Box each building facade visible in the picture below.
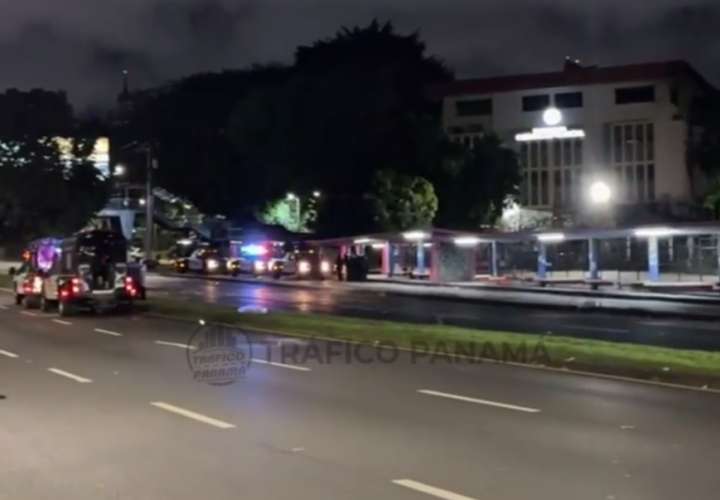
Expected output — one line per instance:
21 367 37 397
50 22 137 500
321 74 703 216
434 60 716 226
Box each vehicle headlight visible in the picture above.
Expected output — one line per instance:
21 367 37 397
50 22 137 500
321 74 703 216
298 261 311 274
254 260 266 272
206 259 219 271
320 260 331 274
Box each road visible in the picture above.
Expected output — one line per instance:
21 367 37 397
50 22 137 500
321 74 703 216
148 274 720 351
2 292 720 499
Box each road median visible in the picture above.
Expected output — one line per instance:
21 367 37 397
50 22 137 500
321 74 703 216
146 296 720 391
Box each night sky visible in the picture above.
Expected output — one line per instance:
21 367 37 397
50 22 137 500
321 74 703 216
2 0 718 110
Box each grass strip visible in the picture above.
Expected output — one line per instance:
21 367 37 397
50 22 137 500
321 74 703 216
148 297 720 389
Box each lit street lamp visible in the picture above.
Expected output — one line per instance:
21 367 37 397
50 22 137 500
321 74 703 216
286 192 301 232
114 164 127 177
589 181 612 205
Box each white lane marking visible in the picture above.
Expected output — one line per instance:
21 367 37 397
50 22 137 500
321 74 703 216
20 311 39 317
417 389 540 414
251 358 311 372
565 324 629 334
642 320 719 332
150 402 235 429
52 319 72 326
0 349 19 358
94 328 123 337
0 305 8 310
392 479 477 500
154 340 196 350
47 368 93 383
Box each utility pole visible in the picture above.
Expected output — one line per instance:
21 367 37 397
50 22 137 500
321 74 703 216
145 145 154 262
120 140 158 263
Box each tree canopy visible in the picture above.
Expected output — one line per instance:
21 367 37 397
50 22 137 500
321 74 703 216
0 90 110 245
370 170 438 231
121 20 521 235
0 137 109 244
431 134 521 228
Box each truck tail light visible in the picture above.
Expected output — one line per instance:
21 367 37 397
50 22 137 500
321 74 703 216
124 276 138 298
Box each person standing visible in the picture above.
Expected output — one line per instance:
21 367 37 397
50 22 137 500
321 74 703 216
335 252 344 281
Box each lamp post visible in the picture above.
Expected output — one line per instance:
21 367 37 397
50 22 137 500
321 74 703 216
120 141 157 262
286 190 321 232
286 193 300 232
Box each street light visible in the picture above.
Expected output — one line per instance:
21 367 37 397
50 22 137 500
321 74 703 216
589 181 612 205
286 192 301 232
113 164 126 177
312 190 321 198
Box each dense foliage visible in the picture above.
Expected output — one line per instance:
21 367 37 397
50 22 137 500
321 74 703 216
120 21 521 235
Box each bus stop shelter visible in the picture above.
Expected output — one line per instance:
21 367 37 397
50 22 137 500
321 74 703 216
310 222 720 287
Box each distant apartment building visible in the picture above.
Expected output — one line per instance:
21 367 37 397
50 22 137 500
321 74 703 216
433 59 716 226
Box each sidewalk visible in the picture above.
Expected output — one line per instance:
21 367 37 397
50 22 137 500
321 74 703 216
153 271 720 321
366 275 720 305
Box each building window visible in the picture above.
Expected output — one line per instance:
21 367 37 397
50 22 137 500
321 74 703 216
608 122 655 202
555 92 583 108
647 164 656 201
530 172 539 205
530 142 538 168
573 139 583 166
456 98 493 117
540 141 548 168
522 94 551 112
636 164 646 201
615 85 655 105
518 137 584 210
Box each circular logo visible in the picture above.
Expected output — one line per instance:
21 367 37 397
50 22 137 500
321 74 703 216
187 324 252 386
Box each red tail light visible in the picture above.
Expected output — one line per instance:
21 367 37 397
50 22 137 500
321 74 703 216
124 277 137 297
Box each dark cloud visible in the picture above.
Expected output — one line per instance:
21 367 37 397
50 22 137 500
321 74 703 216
0 0 718 111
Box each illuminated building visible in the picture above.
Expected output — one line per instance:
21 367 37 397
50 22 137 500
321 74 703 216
432 59 716 224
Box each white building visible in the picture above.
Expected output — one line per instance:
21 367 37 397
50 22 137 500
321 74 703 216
435 59 716 226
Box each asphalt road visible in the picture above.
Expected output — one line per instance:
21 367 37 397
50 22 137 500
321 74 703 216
148 274 720 351
2 293 720 499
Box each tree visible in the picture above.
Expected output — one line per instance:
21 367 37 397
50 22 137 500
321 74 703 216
431 133 521 228
228 21 453 235
0 136 109 244
370 170 437 230
257 195 319 233
118 65 291 220
689 91 720 218
689 91 720 176
0 89 73 137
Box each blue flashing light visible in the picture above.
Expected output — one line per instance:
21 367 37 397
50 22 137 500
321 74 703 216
241 244 268 257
